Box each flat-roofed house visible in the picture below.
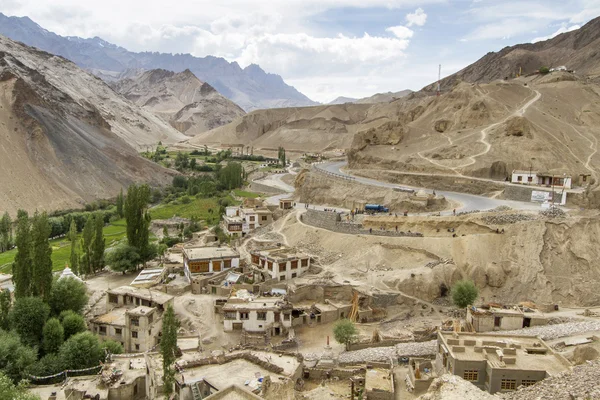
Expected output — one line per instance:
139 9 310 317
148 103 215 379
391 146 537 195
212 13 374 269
250 246 311 281
183 247 240 293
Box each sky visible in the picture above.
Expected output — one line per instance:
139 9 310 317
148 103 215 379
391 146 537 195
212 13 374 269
1 0 599 103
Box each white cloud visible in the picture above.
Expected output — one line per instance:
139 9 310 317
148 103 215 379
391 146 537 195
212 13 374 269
385 25 414 39
531 24 581 43
406 7 427 26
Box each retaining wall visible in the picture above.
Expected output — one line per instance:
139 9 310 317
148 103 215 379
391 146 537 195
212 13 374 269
302 209 423 237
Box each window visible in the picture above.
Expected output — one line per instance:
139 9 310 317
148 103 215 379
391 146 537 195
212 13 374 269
251 255 260 265
283 314 290 321
501 379 516 391
224 259 232 269
108 294 118 304
239 312 249 320
261 216 267 221
213 261 222 272
527 176 533 182
257 312 267 321
225 312 237 320
291 273 297 278
280 276 286 281
132 331 138 338
520 380 537 387
301 258 309 267
135 344 140 351
190 261 210 273
268 262 273 271
115 328 122 335
517 176 523 182
249 216 255 222
278 263 286 272
583 175 588 182
494 316 502 327
130 317 139 327
463 370 478 381
98 326 107 336
290 260 298 269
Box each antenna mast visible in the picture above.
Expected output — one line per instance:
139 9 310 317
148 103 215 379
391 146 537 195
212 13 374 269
437 64 441 96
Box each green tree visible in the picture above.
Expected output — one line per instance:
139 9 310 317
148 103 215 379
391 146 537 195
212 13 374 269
124 184 152 265
12 210 32 298
30 212 53 300
49 277 88 316
42 318 64 354
451 280 479 308
0 370 40 399
28 353 65 378
160 304 179 397
0 330 37 384
58 332 103 370
0 289 11 331
101 340 123 356
189 158 197 170
116 188 125 218
0 211 12 252
333 319 357 348
59 311 87 340
199 180 216 197
9 297 50 347
539 66 550 74
105 244 141 273
68 220 79 275
218 162 244 190
162 225 169 238
91 214 105 273
158 243 168 262
79 215 94 276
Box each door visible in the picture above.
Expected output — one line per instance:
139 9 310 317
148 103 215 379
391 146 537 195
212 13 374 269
494 317 502 328
523 317 531 328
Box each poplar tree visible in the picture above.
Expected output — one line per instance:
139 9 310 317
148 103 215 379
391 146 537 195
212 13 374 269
91 214 105 273
79 215 94 276
68 220 79 275
116 188 124 219
12 210 32 298
31 211 53 300
0 211 12 252
124 184 152 265
160 304 179 397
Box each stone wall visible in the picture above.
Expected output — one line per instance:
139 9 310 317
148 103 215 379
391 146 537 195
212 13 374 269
249 181 287 194
302 209 423 237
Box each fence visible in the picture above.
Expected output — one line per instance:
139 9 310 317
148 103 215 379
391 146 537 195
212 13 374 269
312 165 355 182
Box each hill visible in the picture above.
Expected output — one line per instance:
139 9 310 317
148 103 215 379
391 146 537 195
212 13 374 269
328 96 358 105
0 13 318 112
111 69 246 136
0 35 178 215
327 90 412 105
427 16 600 92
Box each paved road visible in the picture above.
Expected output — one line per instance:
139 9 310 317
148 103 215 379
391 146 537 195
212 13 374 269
317 161 545 214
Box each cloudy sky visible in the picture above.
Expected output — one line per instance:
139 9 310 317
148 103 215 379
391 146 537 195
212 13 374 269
1 0 599 102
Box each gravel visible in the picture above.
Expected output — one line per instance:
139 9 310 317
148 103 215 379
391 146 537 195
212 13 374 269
499 321 600 340
482 213 537 225
336 340 437 363
540 208 567 218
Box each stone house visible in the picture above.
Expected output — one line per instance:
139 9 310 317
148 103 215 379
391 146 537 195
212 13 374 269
222 297 293 336
467 305 547 332
250 246 311 281
183 246 240 293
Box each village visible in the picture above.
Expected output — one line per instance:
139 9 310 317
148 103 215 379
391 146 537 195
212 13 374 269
24 154 600 400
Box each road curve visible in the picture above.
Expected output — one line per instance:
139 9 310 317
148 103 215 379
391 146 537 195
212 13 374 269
317 161 543 214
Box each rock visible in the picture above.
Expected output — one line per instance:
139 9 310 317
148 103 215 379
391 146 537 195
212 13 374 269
505 116 532 138
434 120 452 133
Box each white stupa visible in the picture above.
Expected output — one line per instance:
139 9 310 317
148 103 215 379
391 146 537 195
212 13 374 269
59 264 83 282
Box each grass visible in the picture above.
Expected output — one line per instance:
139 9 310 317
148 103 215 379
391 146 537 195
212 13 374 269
149 197 224 225
0 219 129 274
233 189 261 199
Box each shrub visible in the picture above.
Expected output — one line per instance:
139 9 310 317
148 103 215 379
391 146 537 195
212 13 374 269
451 280 479 308
49 277 88 316
539 66 550 74
333 319 357 347
59 311 87 340
9 297 51 348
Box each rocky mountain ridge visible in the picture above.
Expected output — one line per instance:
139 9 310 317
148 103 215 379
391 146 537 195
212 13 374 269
0 13 318 112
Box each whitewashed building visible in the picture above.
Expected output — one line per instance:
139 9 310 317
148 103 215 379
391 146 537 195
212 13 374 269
222 297 293 336
250 246 311 281
511 170 572 189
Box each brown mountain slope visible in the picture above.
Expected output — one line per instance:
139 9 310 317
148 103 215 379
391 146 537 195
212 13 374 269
0 35 177 215
427 16 600 92
111 69 246 136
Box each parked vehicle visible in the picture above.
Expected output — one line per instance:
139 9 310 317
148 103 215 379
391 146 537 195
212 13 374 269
364 204 389 213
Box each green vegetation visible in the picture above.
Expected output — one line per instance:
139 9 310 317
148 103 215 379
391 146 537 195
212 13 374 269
150 196 224 223
161 304 180 397
333 319 358 347
233 189 261 198
539 66 550 74
0 371 40 400
451 280 479 308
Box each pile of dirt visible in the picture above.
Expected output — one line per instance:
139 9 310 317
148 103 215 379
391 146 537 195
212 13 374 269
418 374 496 400
504 116 532 138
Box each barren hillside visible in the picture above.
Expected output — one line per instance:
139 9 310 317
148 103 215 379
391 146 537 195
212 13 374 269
0 35 178 215
111 69 245 136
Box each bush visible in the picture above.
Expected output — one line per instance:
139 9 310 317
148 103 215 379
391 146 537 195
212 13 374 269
0 371 40 399
58 332 103 370
105 244 141 273
451 280 479 308
539 66 550 74
59 311 87 340
49 277 88 316
0 330 37 383
9 297 51 347
333 319 357 347
180 196 191 204
101 340 123 355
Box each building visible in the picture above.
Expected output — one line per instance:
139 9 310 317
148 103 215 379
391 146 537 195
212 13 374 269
130 267 167 288
279 198 294 210
467 305 547 332
222 296 293 336
222 206 273 237
222 215 244 238
407 358 436 393
183 246 240 288
435 331 570 394
250 246 311 281
364 368 394 400
511 170 572 189
89 286 174 353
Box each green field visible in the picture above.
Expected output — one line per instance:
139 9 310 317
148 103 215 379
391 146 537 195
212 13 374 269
233 189 261 199
149 197 224 225
0 219 129 274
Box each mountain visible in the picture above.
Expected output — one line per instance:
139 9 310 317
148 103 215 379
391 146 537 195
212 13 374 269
0 34 179 215
327 90 412 105
328 96 358 105
0 13 318 112
427 16 600 91
355 90 413 104
111 69 246 136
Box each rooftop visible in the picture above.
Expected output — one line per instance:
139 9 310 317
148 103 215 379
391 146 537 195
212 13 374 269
470 304 545 318
251 246 308 260
128 305 155 316
93 308 127 326
204 385 263 400
439 332 570 375
107 286 174 305
130 267 165 287
365 368 393 392
223 297 288 311
224 216 243 223
184 246 240 260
